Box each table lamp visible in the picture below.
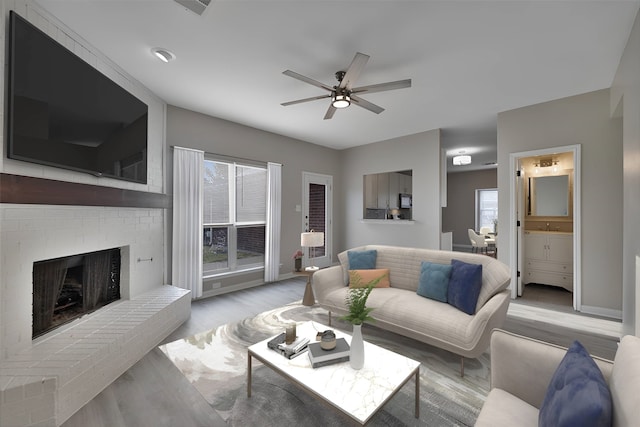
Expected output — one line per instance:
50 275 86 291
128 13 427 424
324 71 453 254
301 230 324 271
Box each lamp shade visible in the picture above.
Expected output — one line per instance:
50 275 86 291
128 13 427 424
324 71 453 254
301 231 324 248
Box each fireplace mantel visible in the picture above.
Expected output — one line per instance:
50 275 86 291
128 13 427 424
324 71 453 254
0 173 170 208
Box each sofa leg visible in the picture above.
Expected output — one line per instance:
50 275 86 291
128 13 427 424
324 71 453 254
328 311 332 326
460 357 465 377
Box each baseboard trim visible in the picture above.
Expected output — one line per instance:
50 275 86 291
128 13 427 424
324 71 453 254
200 279 265 299
580 305 623 321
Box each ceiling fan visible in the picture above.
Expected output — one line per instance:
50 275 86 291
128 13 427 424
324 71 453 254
281 52 412 120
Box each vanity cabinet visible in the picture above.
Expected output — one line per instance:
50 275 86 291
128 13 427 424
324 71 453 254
523 231 573 292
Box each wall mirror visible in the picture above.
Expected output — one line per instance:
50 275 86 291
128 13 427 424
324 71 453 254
363 170 413 220
527 174 570 217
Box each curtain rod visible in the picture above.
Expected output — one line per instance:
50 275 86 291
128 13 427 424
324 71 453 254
170 145 281 166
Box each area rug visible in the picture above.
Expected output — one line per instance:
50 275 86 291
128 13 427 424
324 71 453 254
159 302 490 426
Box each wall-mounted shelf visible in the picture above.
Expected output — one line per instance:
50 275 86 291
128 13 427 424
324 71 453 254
360 219 415 225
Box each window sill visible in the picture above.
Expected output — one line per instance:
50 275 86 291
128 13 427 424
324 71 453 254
203 266 264 281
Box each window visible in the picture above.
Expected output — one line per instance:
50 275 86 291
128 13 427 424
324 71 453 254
476 188 498 231
203 159 267 276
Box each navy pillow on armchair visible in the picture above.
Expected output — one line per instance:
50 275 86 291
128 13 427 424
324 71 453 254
538 340 612 427
447 259 483 315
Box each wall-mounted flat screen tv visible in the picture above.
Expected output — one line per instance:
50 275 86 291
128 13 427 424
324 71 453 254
7 11 148 184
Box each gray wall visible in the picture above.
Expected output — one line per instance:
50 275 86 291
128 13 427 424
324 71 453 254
497 89 623 315
611 9 640 335
339 129 443 250
443 169 497 247
166 105 342 292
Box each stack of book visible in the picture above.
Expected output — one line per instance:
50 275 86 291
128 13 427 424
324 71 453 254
307 338 350 368
267 333 310 359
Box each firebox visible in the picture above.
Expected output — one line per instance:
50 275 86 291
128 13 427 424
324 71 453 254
32 248 121 338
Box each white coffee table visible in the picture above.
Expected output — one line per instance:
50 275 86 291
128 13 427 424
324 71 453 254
247 321 420 425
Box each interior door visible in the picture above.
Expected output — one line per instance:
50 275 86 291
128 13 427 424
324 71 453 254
303 172 333 269
516 159 525 297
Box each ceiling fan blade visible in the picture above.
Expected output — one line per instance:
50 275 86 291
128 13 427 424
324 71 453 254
282 70 333 92
281 94 331 107
339 52 370 90
351 94 385 114
323 105 337 120
352 79 412 95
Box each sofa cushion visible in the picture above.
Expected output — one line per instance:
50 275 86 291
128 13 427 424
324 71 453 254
608 335 640 427
417 262 452 302
538 340 612 427
447 259 483 315
348 269 390 288
347 249 377 270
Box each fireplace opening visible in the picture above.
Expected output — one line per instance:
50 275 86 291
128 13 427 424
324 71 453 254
32 248 121 339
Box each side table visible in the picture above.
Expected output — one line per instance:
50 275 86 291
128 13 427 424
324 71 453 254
293 269 316 306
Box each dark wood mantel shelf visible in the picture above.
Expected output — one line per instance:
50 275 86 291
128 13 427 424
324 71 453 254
0 173 170 209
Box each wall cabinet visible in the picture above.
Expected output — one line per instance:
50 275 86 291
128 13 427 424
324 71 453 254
364 175 378 209
523 231 573 292
376 174 389 208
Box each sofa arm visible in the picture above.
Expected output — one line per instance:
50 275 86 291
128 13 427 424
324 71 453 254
490 329 570 408
462 290 510 358
489 329 614 409
312 265 344 303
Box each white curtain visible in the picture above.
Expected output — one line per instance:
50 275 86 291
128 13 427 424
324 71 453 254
172 147 204 299
264 162 282 282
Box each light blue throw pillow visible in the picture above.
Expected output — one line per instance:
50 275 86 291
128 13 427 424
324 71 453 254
347 250 377 270
538 340 612 427
417 262 452 302
447 259 483 315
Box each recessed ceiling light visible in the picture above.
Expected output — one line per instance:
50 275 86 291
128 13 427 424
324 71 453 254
151 47 175 63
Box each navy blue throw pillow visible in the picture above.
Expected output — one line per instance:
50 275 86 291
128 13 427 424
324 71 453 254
538 340 612 427
347 250 377 270
417 262 452 302
447 259 482 315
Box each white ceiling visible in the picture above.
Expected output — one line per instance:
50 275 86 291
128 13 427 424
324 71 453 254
35 0 640 171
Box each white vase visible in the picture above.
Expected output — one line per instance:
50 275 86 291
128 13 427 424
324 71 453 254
350 324 365 370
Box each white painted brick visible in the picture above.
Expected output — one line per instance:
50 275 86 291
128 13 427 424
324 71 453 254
2 381 24 404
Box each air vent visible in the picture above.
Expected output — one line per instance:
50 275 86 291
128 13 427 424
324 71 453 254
173 0 211 16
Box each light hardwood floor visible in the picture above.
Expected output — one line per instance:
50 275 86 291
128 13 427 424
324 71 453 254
62 278 306 427
62 277 619 426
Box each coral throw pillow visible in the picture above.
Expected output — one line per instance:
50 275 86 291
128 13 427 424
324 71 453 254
348 269 390 289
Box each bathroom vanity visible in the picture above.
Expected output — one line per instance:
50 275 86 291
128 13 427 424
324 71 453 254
523 231 573 292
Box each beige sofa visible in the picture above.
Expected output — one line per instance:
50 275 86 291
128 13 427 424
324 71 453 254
312 245 511 375
476 329 638 427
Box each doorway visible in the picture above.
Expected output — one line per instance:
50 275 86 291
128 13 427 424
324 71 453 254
509 145 581 312
302 172 333 269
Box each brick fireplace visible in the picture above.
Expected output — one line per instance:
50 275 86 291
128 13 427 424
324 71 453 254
0 3 183 424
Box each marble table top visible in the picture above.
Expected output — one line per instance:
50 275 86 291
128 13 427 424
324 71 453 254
248 321 421 425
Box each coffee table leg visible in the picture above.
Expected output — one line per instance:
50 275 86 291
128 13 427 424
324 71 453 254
414 369 420 418
247 352 252 398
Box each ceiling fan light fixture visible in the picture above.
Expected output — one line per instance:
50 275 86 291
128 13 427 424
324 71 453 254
332 93 351 109
453 155 472 166
151 47 175 63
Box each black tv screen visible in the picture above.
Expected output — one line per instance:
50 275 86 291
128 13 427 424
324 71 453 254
7 11 148 184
